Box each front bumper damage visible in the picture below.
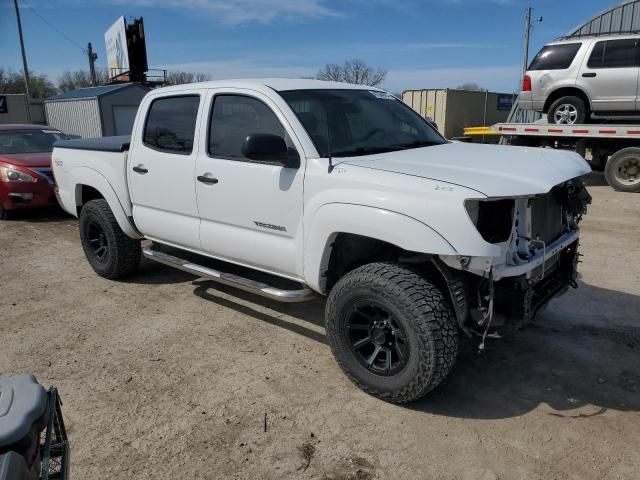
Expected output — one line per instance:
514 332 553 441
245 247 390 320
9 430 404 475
433 178 590 344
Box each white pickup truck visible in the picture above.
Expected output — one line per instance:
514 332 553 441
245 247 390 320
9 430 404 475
52 79 592 403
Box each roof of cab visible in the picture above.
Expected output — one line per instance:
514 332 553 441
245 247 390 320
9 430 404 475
152 78 382 94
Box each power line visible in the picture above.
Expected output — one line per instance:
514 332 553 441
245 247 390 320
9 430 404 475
19 0 86 52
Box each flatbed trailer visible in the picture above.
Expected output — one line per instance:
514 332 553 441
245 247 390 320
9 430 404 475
491 123 640 193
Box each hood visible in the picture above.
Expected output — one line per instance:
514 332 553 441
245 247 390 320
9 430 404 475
0 152 52 168
341 142 591 197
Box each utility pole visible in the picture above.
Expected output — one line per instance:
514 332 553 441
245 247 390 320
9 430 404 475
523 6 543 77
87 42 98 86
13 0 31 100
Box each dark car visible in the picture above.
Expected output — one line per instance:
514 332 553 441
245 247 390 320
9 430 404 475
0 124 65 219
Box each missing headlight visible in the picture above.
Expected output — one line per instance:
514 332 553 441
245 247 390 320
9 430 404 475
465 199 515 243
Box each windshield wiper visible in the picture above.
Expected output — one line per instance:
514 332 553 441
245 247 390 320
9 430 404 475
331 146 398 157
391 140 441 150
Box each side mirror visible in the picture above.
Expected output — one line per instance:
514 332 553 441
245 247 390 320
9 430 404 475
242 133 300 168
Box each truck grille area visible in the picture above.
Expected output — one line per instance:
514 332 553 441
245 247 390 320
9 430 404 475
530 193 564 245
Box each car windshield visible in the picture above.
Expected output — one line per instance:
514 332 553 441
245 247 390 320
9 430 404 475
0 129 65 154
279 89 445 158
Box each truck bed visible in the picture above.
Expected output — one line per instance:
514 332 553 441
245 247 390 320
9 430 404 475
54 135 131 153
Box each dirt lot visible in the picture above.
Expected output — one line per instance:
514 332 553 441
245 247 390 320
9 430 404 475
1 172 639 480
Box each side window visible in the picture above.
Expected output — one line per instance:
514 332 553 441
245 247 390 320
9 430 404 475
209 95 286 160
528 43 582 70
143 95 200 154
588 39 638 68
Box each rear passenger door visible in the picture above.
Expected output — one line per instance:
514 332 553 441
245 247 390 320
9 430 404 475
194 89 306 279
579 38 640 112
129 93 204 250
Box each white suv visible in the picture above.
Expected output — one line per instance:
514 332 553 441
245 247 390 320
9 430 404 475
520 34 640 124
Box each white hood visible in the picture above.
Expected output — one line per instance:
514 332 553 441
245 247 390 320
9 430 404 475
341 142 591 197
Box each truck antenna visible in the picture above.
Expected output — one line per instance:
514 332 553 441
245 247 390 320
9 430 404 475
326 106 334 173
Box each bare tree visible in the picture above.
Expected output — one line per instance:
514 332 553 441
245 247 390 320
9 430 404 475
165 71 212 85
57 68 110 93
316 59 387 87
458 82 483 91
0 67 57 98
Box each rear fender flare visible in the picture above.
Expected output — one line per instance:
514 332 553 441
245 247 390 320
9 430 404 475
72 167 142 239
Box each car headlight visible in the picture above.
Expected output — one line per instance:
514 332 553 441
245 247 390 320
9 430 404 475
0 166 37 183
465 198 515 244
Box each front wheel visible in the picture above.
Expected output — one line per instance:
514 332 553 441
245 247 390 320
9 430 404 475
325 262 459 403
547 96 588 125
604 148 640 193
79 199 141 279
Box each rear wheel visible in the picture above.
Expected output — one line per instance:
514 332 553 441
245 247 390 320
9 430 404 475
604 148 640 193
79 199 141 279
547 96 587 125
325 262 459 403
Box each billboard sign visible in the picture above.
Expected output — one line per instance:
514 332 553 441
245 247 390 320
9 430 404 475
105 16 129 73
497 94 515 112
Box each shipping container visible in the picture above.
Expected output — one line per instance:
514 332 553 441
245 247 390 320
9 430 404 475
402 88 515 139
43 83 149 138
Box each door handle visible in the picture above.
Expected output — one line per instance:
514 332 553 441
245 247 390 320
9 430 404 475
582 72 597 78
132 165 148 174
197 175 219 184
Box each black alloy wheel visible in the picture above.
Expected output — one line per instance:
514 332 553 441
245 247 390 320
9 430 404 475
86 220 110 263
347 301 409 376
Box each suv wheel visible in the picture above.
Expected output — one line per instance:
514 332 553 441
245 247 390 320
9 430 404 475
548 96 587 125
325 262 459 403
79 199 141 279
604 147 640 193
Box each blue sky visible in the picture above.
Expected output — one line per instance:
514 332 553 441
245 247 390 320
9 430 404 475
1 0 611 93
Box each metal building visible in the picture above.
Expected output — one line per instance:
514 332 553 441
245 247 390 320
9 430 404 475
43 83 149 138
564 0 640 38
402 89 514 139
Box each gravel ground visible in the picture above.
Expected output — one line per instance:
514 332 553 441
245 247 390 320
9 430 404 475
1 172 639 480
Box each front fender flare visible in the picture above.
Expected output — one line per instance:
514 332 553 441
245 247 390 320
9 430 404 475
304 203 457 293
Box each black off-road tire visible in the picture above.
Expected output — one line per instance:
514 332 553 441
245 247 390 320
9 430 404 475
604 148 640 193
325 262 459 403
547 96 588 125
79 199 141 279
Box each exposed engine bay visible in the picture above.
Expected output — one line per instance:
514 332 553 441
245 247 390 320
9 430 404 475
437 178 592 346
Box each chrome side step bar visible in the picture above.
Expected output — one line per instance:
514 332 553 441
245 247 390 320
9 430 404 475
142 247 315 303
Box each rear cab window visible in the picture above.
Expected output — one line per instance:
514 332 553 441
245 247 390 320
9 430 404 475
143 95 200 154
587 39 639 68
528 43 582 70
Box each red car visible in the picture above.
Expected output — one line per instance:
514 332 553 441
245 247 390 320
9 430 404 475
0 124 66 219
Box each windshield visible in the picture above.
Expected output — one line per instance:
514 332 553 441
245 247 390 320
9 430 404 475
0 129 65 155
279 89 446 157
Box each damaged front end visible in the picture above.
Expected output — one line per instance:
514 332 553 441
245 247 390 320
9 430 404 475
437 178 591 343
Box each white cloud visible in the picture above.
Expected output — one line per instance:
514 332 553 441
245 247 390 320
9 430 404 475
104 0 339 24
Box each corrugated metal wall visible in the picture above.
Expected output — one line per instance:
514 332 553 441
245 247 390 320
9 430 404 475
44 99 102 138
